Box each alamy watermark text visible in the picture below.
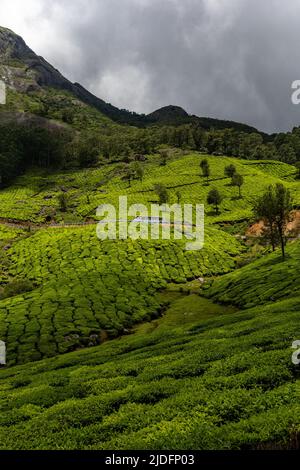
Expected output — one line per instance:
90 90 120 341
96 197 205 251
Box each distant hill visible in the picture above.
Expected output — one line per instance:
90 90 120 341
0 26 262 133
147 105 260 133
148 105 190 124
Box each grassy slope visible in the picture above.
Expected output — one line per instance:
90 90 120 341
0 284 299 450
0 155 298 366
0 155 298 223
0 226 25 284
0 156 300 449
1 87 115 131
0 225 242 365
206 241 300 308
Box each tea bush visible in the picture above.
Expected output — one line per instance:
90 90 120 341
0 290 299 449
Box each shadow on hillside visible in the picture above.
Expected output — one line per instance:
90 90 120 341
257 253 291 267
206 210 221 217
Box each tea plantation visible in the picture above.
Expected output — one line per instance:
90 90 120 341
0 225 242 365
1 154 299 223
206 240 300 308
1 154 300 449
0 283 299 449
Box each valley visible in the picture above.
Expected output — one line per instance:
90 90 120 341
1 152 300 450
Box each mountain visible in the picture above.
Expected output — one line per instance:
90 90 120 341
147 105 260 133
0 26 261 133
0 26 143 126
148 105 190 124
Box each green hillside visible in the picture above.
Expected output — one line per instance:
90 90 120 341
0 225 242 366
0 154 298 223
206 240 300 308
0 276 299 449
2 23 300 454
0 155 299 367
0 155 299 449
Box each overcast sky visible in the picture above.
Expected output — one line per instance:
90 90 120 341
1 0 300 133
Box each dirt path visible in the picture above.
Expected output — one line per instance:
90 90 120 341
0 217 196 232
0 217 97 230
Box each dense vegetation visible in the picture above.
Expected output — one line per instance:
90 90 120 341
2 82 300 188
0 225 242 366
0 154 298 224
206 240 300 308
1 29 300 449
0 276 299 450
1 147 300 450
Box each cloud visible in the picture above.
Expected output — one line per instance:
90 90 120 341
0 0 300 132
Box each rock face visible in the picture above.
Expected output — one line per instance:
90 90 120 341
0 26 261 133
0 26 138 123
0 26 72 93
0 26 191 127
0 26 32 62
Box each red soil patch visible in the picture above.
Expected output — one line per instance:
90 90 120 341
247 211 300 237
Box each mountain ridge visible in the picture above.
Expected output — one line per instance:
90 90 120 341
0 26 261 133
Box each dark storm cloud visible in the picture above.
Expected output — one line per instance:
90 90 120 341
1 0 300 132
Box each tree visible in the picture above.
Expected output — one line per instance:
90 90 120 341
254 184 293 258
203 164 210 184
154 184 169 204
122 166 135 187
225 164 236 178
295 162 300 179
77 134 100 168
254 187 278 252
278 144 297 164
207 189 223 214
274 184 293 258
200 158 208 173
133 162 144 181
159 149 169 166
176 190 181 203
232 173 244 198
200 159 210 183
58 193 69 213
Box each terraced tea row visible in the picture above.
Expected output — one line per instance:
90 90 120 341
0 226 26 284
0 292 299 450
0 226 242 365
1 155 299 223
206 240 300 308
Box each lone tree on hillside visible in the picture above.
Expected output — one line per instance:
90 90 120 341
200 158 208 171
254 183 293 258
133 162 144 181
254 187 278 252
176 190 181 203
225 164 237 178
58 193 69 213
122 165 135 187
232 173 244 198
200 159 210 184
159 149 169 167
203 164 210 184
154 184 169 204
207 189 223 215
295 162 300 179
200 158 208 174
